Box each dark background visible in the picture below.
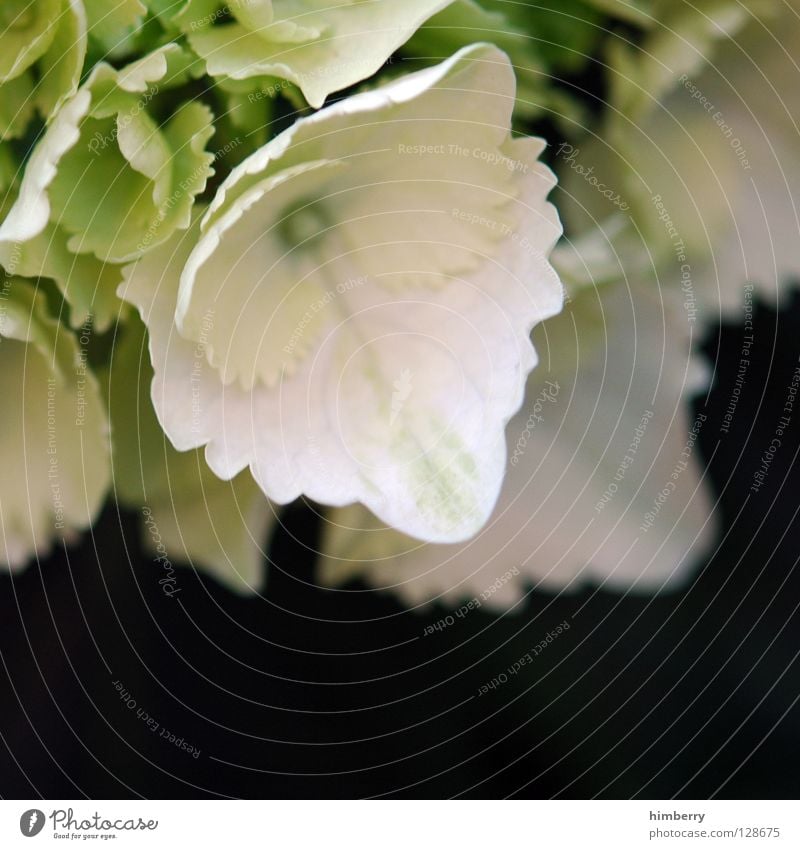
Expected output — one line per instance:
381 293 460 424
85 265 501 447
1 291 799 799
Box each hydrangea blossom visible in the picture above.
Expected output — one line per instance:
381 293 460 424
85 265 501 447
0 44 214 329
0 0 87 140
119 43 563 544
0 278 109 567
1 0 776 603
174 0 457 107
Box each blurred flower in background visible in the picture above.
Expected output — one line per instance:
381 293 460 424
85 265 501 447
0 278 108 567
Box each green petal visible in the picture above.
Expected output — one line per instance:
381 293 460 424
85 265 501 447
0 0 87 140
0 220 124 330
84 0 146 57
0 45 215 267
0 71 37 140
0 0 61 82
34 0 88 118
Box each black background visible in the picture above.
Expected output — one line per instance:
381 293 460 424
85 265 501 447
1 290 799 799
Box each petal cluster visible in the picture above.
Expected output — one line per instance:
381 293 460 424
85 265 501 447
0 0 86 140
175 0 456 107
0 44 215 329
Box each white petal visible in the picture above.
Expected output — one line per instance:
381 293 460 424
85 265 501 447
0 88 92 244
320 280 716 604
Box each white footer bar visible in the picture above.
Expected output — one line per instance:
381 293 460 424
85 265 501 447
3 800 796 848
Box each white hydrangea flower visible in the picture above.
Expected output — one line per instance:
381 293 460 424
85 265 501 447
174 0 456 107
0 278 110 568
119 44 563 544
